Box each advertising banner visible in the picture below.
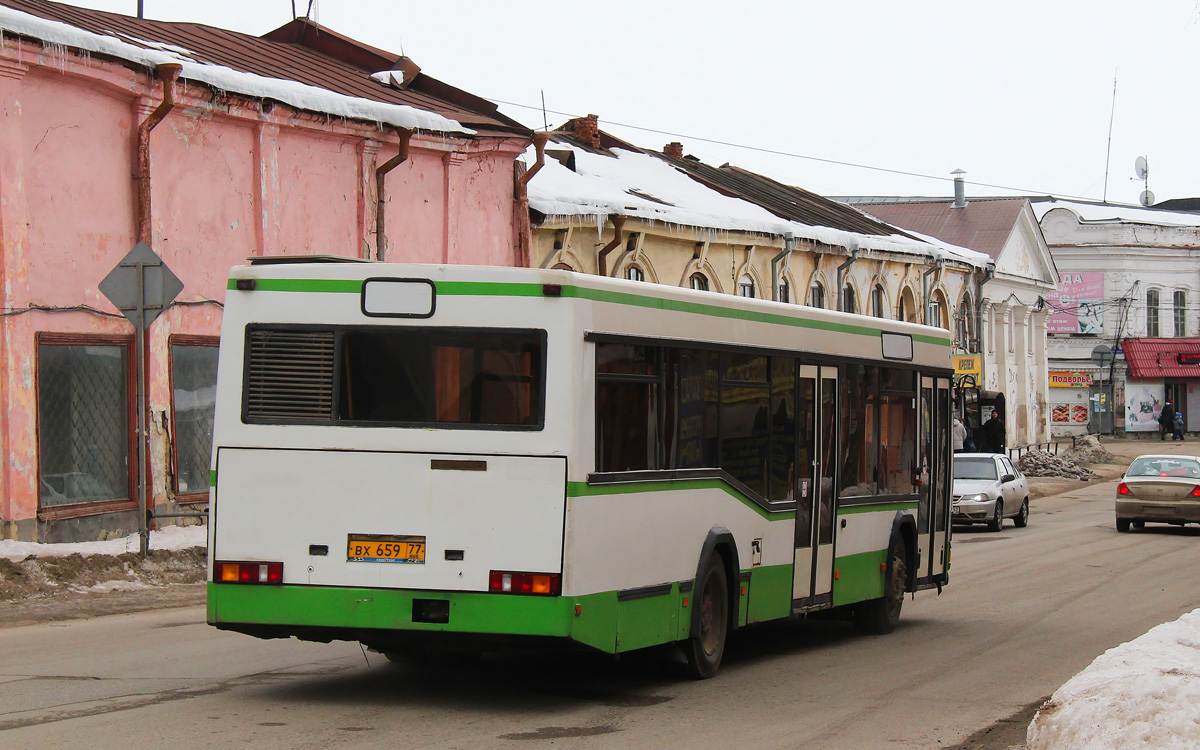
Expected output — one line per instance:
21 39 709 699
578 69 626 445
1047 272 1104 334
954 354 981 378
1048 371 1093 388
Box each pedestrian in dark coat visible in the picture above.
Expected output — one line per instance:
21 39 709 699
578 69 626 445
1160 401 1176 441
983 411 1005 454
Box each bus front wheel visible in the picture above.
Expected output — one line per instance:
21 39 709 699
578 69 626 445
681 554 728 679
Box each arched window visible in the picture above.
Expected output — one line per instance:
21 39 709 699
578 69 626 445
1174 290 1187 337
841 285 856 314
738 274 755 298
899 287 918 323
1147 289 1160 337
871 284 886 318
625 265 644 282
957 292 974 346
552 262 574 271
809 281 826 309
690 273 709 292
778 280 790 304
928 290 949 329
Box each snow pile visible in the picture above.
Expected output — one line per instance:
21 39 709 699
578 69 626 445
1018 449 1098 479
1027 607 1200 750
0 524 206 562
0 7 468 135
1067 434 1117 464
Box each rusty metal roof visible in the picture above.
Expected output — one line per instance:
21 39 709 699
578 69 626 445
1123 338 1200 380
662 158 912 239
851 198 1028 260
0 0 529 136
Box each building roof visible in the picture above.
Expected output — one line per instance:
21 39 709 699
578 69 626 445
1122 338 1200 380
849 198 1029 261
0 0 529 136
664 160 907 239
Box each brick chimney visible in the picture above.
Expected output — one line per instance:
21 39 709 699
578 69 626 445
664 142 684 159
571 114 601 148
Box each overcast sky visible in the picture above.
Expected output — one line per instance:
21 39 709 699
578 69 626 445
65 1 1200 206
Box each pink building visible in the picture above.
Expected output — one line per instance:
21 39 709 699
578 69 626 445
0 1 532 541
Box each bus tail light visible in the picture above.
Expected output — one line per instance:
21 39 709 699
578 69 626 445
489 571 560 595
1117 482 1131 495
215 561 283 584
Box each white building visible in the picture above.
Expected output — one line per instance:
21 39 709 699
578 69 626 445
1034 199 1200 436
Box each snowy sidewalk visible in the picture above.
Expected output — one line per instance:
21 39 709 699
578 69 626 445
0 524 206 562
1026 606 1200 749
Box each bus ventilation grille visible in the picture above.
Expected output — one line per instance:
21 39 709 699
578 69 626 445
244 329 336 420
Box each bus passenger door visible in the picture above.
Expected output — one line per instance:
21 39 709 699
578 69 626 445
794 365 838 605
929 378 951 580
918 376 951 582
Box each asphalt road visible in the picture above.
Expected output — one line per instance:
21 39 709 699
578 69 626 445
3 442 1199 750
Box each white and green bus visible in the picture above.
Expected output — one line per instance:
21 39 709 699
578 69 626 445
207 260 952 678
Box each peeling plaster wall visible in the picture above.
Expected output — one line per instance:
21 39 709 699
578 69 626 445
0 39 528 541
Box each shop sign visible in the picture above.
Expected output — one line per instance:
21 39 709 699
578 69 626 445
954 354 981 377
1049 371 1093 388
1177 353 1200 365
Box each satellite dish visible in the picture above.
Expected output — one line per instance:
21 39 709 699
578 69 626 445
1140 189 1156 207
1134 156 1148 180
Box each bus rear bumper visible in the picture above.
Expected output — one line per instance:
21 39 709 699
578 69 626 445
207 582 641 654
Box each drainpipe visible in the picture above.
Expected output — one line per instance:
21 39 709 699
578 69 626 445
836 249 859 312
135 63 182 245
517 132 549 189
974 262 996 350
771 233 796 302
922 256 945 325
375 127 413 261
597 215 626 277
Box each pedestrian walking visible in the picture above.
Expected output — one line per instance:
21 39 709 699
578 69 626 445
1174 411 1186 441
952 417 967 453
1160 401 1176 441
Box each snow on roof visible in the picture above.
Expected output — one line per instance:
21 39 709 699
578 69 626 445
0 6 470 135
524 145 989 267
1032 197 1200 228
1026 605 1200 750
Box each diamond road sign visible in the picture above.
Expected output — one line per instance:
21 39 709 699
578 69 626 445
99 242 183 331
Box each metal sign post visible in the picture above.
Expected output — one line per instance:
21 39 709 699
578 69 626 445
99 242 183 556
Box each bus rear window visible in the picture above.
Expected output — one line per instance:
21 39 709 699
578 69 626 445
243 326 544 429
338 329 543 427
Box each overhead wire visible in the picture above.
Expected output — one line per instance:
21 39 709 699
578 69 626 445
487 97 1105 203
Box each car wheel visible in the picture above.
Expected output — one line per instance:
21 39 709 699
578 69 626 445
681 554 728 679
1013 498 1029 528
1116 518 1131 532
1132 520 1145 530
987 500 1004 532
855 534 907 635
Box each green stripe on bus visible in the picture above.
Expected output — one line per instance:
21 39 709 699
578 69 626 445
837 501 918 515
832 549 889 606
227 278 363 293
567 480 794 522
235 277 951 347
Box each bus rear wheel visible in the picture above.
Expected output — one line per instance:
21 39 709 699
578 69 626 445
855 536 907 635
681 554 728 679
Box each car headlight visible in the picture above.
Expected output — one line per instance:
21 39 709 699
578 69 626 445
960 494 989 503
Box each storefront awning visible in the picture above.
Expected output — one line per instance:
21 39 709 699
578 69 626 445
1123 338 1200 379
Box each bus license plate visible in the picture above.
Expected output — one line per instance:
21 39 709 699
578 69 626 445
347 534 426 563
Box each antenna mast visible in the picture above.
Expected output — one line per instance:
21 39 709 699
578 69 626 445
1102 72 1117 203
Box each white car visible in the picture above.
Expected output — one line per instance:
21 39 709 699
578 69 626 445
952 453 1031 531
